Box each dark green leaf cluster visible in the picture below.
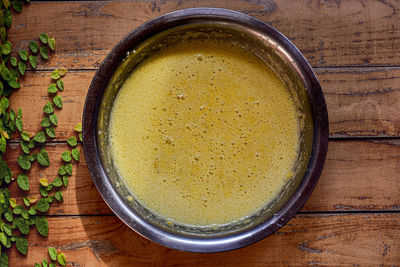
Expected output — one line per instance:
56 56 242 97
0 187 50 257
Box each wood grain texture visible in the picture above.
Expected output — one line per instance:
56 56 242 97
3 139 400 215
317 67 400 137
10 67 400 140
8 213 400 266
8 0 400 70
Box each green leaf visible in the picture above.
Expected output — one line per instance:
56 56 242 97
61 150 71 162
52 176 62 187
27 153 36 162
55 191 63 202
17 107 22 118
42 259 49 267
39 186 48 197
41 116 51 127
39 33 48 44
15 117 22 132
35 264 41 267
2 41 11 55
56 79 64 91
29 55 37 69
0 27 5 44
9 109 15 121
21 131 30 141
17 174 29 191
21 209 29 220
47 83 57 93
50 69 60 80
45 126 55 138
20 142 30 154
74 123 82 132
29 40 38 53
49 263 56 267
72 148 80 161
18 50 28 61
13 204 23 214
67 136 77 147
35 216 48 237
22 197 30 207
4 211 12 222
20 142 29 155
0 65 11 81
62 176 69 187
49 113 57 126
12 0 22 13
16 237 28 255
79 133 83 142
36 198 49 212
48 247 57 261
48 37 56 51
57 253 67 266
0 232 7 246
53 95 63 108
15 217 29 235
37 148 50 167
4 9 12 28
3 224 11 237
43 102 54 114
40 46 48 59
28 139 35 148
46 195 54 203
58 165 66 176
0 136 5 153
28 206 37 215
65 163 72 175
17 155 31 170
33 131 46 143
8 78 20 89
17 61 26 75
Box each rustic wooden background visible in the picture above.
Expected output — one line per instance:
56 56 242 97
5 0 400 266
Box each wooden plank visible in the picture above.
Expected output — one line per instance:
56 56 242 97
4 139 400 215
304 139 400 212
9 67 400 140
7 213 400 266
317 67 400 137
8 0 400 69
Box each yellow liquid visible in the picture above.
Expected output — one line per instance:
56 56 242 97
109 40 300 226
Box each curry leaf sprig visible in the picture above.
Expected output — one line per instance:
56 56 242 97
0 0 66 265
9 68 68 260
35 246 67 267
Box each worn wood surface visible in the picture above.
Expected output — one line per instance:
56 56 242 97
6 0 400 266
9 0 400 69
9 214 400 266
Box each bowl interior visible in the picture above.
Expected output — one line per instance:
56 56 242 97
95 22 314 239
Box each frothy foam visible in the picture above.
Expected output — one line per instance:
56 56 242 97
108 39 300 226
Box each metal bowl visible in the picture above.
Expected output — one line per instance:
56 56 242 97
83 8 328 252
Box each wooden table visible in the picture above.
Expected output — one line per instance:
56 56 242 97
7 0 400 266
